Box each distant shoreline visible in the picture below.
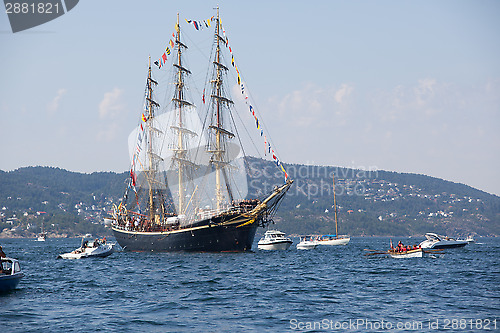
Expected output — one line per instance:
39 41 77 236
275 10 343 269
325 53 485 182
2 234 496 240
0 231 113 239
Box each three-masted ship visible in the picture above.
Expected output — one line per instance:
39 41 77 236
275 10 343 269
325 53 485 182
111 9 292 252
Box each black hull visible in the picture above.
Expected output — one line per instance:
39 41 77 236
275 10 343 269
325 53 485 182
432 243 468 249
112 215 259 252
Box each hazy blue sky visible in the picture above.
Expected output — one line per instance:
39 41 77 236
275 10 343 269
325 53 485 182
1 0 499 196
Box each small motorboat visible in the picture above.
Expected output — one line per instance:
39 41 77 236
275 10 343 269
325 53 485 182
0 257 24 292
419 233 468 249
37 221 47 241
257 230 293 250
296 236 318 250
58 237 115 259
465 235 475 243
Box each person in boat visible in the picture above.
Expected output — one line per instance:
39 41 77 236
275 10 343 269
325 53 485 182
0 246 6 274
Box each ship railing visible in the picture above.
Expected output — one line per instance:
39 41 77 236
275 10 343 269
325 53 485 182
196 200 260 220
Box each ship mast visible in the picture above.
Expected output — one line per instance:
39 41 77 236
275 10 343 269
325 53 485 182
211 6 234 211
145 56 158 221
172 13 193 215
333 173 339 238
215 7 222 211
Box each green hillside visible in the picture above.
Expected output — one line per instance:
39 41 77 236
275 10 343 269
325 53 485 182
0 167 126 237
246 157 499 237
1 159 499 238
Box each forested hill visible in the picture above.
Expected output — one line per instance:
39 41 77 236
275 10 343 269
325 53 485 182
0 167 127 237
1 160 499 238
245 157 499 237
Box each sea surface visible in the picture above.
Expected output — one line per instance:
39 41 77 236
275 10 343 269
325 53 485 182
1 236 499 332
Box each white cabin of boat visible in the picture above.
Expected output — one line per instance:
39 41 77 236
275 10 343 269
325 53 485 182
258 230 293 250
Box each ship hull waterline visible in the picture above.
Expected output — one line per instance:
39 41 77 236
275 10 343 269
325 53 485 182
112 215 259 252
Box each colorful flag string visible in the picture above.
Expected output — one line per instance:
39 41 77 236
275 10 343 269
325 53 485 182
154 27 178 69
185 16 214 30
212 21 288 181
151 18 289 181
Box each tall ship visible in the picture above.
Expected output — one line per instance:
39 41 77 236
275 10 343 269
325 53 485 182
111 9 293 252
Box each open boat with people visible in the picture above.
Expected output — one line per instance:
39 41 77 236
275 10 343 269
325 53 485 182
58 237 114 259
111 8 293 252
296 236 318 250
388 248 423 258
365 239 443 258
257 230 293 250
364 247 435 258
418 233 468 249
0 257 24 292
316 174 350 246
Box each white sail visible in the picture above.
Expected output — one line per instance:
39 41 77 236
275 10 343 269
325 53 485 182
127 105 248 222
127 106 204 170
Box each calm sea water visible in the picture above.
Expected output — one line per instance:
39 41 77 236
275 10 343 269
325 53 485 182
1 236 499 332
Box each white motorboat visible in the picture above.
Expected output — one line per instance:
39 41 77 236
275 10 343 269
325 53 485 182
0 257 24 292
58 238 115 259
258 230 293 250
37 221 47 241
296 236 318 250
418 233 468 249
465 235 475 243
